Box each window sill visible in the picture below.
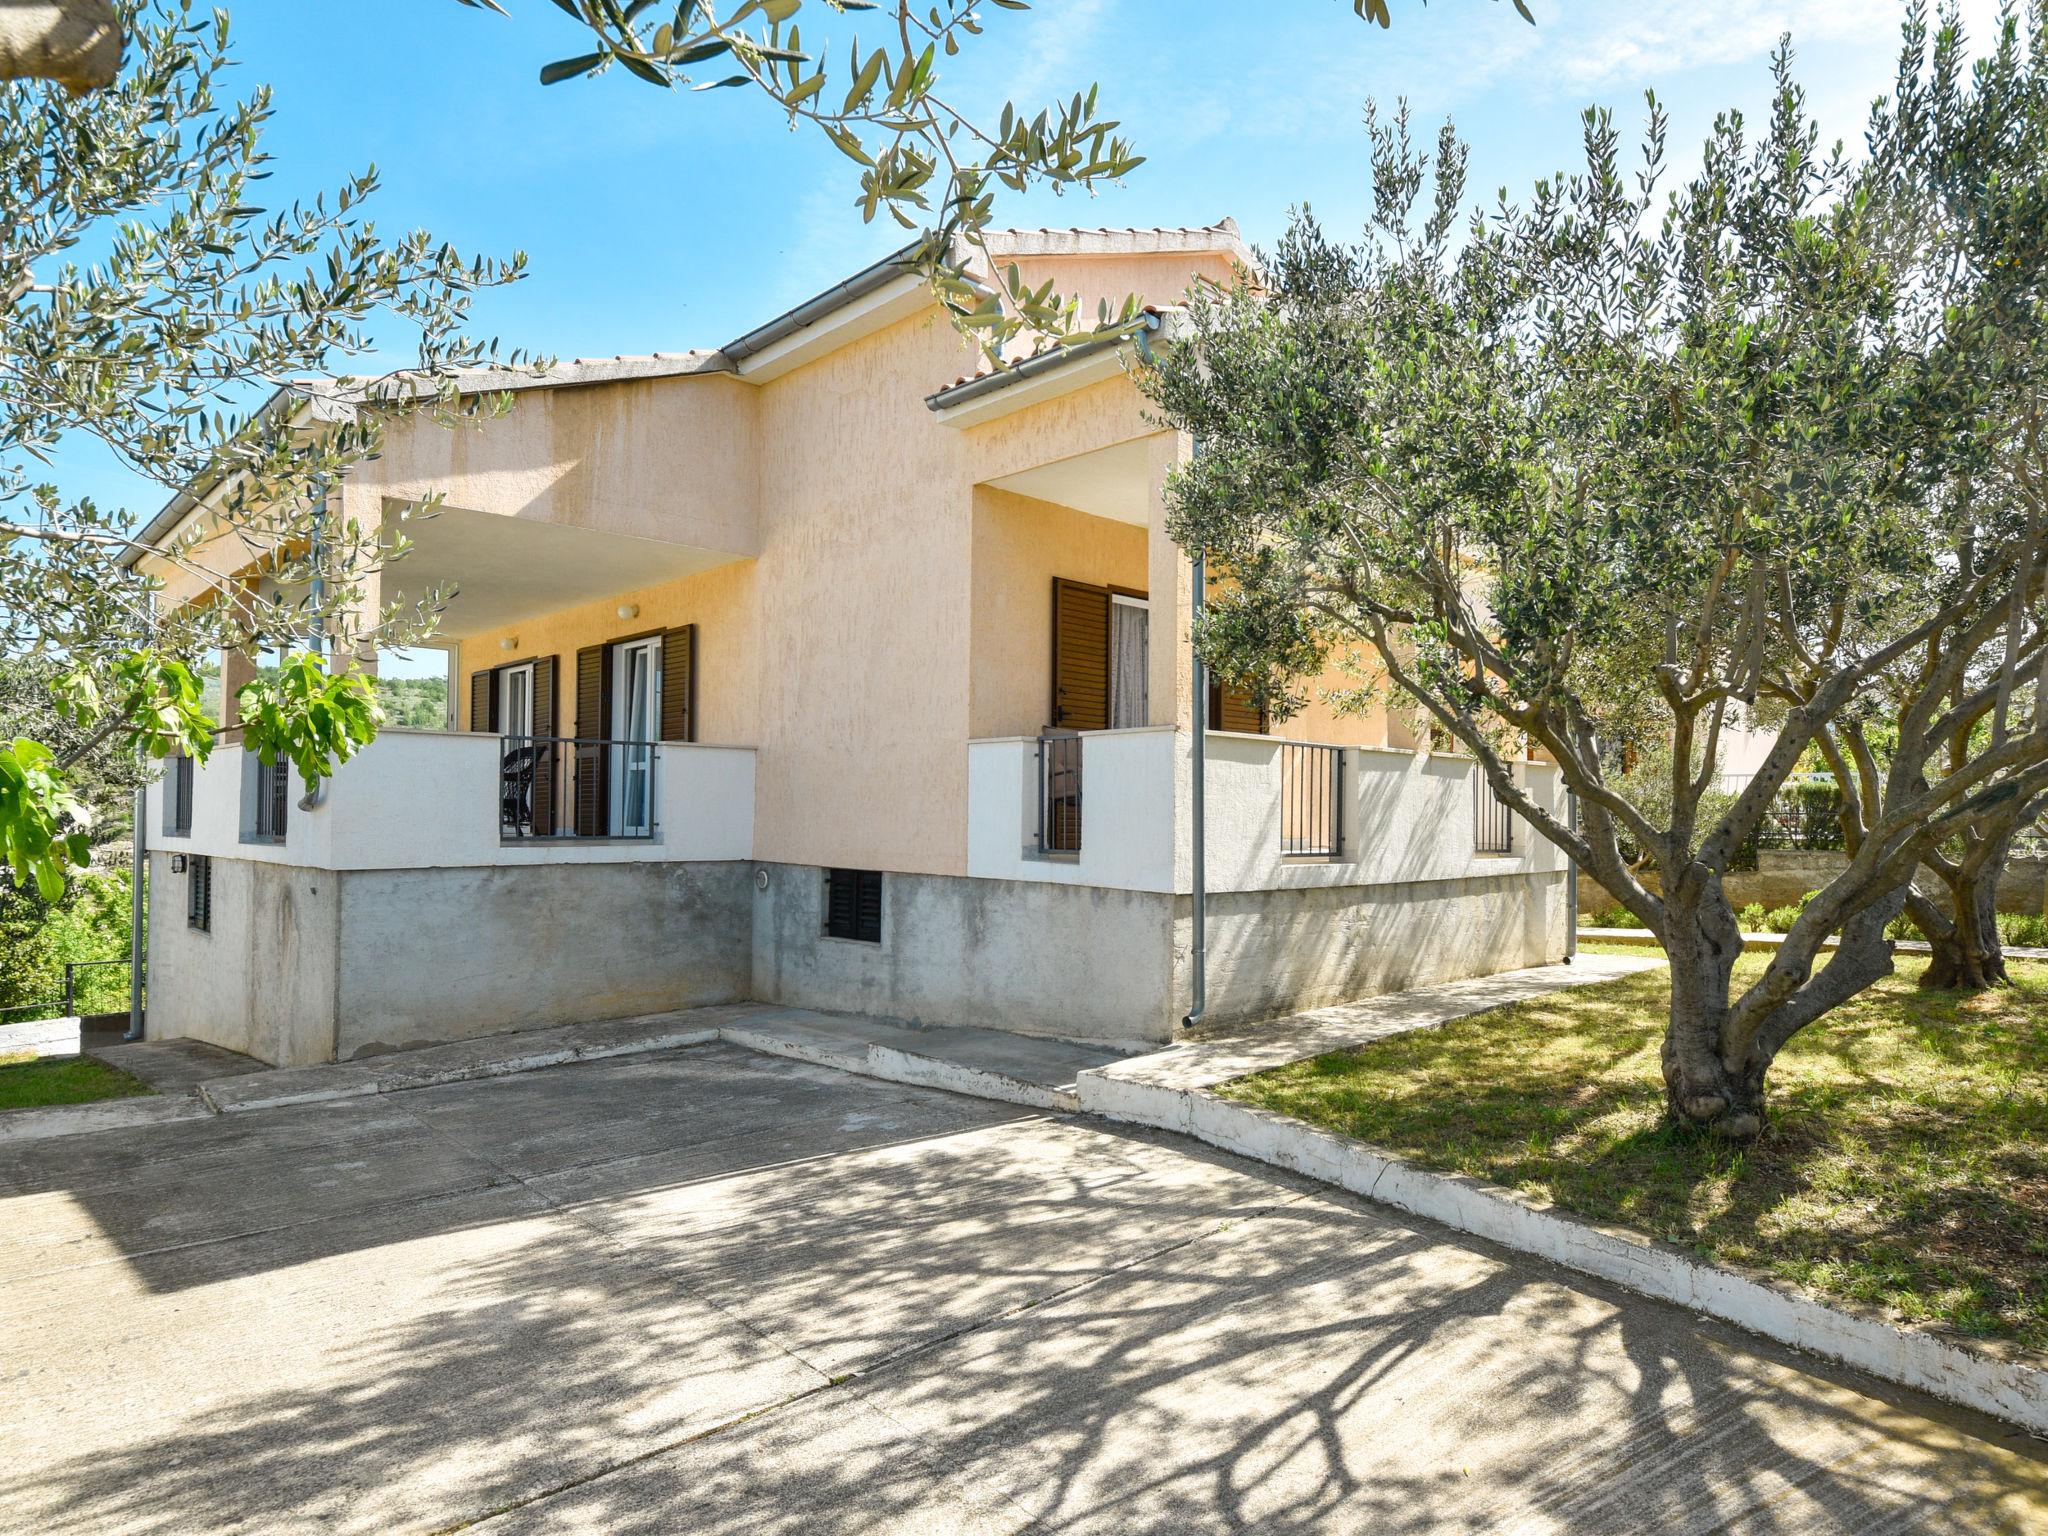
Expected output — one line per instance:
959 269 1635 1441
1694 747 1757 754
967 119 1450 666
1022 846 1081 864
498 835 664 847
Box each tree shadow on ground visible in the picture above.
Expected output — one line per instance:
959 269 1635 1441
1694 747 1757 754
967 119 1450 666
2 1043 2042 1535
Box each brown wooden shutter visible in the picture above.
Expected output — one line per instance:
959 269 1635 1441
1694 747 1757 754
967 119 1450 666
573 643 609 836
1051 578 1111 731
1207 678 1269 735
529 656 559 835
469 667 496 733
660 625 695 742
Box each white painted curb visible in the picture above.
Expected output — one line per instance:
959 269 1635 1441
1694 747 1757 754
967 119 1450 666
719 1024 1072 1111
1076 1068 2048 1436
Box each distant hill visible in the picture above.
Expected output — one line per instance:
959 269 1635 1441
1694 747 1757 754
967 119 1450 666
373 674 450 730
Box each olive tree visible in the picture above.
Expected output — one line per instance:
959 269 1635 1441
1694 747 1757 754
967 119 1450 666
1844 3 2048 990
1143 12 2048 1138
1 1 528 896
508 0 1525 357
8 1 1536 354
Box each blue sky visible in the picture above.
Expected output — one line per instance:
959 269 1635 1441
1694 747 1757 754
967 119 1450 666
55 0 2004 546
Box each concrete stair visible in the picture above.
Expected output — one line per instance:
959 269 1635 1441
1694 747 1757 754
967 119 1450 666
719 1007 1136 1111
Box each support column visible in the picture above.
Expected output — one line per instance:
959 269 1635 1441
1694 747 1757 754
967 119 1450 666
334 480 384 677
1144 430 1195 729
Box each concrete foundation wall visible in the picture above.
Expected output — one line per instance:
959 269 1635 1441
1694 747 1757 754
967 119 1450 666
334 862 752 1057
146 852 341 1067
147 856 751 1065
1186 870 1570 1028
752 862 1568 1046
149 855 1570 1063
750 863 1179 1044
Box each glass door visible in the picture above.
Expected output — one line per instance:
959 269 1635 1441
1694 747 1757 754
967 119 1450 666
1110 595 1149 729
498 662 534 739
610 638 661 836
497 662 538 836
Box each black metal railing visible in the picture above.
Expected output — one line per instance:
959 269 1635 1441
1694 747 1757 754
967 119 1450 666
0 959 134 1020
251 757 289 842
1036 732 1083 856
1713 773 1845 854
1475 773 1516 855
1280 742 1343 859
499 735 659 841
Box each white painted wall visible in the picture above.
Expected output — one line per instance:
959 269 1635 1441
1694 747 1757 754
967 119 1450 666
967 727 1180 892
967 729 1566 896
145 729 755 872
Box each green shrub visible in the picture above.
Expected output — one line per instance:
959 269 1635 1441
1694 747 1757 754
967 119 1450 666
1738 902 1768 931
1762 904 1803 933
1998 911 2048 949
0 885 59 1012
1581 902 1641 929
0 869 135 1016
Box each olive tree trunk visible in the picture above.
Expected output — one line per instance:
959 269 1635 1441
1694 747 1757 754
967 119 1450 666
1654 872 1766 1137
1908 860 2011 992
1648 864 1908 1139
0 1 121 94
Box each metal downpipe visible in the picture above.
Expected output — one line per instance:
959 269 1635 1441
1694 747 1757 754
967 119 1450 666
1565 788 1579 963
297 483 329 813
124 774 145 1040
1184 549 1207 1032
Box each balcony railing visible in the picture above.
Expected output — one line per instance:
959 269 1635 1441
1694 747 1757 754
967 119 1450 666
970 730 1565 895
499 735 659 841
1280 742 1343 859
1036 731 1082 856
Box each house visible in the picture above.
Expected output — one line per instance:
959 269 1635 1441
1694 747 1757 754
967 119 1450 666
130 223 1571 1067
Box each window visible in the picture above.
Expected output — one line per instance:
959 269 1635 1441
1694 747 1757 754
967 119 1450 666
1475 775 1516 855
499 661 535 740
610 637 661 837
824 868 883 944
164 754 194 837
247 755 289 843
1110 594 1149 729
186 855 212 932
375 644 456 730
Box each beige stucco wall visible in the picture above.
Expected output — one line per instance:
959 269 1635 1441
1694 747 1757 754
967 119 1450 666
997 251 1243 336
968 485 1149 740
1270 644 1394 749
454 555 758 743
142 238 1253 880
366 373 760 552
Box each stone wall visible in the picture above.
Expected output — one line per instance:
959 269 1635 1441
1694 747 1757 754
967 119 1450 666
1578 852 2048 922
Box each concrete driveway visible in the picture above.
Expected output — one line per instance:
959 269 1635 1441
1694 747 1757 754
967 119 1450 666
2 1040 2043 1534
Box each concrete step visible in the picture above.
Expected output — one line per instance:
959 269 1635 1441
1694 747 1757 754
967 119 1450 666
719 1008 1135 1112
198 1010 725 1115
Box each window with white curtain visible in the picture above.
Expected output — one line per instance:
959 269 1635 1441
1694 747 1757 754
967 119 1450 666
1110 595 1149 729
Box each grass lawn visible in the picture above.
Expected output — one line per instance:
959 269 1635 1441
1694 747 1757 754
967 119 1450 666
0 1050 152 1113
1220 951 2048 1351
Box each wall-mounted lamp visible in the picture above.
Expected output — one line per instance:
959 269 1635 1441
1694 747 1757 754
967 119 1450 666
617 603 640 621
499 636 518 652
